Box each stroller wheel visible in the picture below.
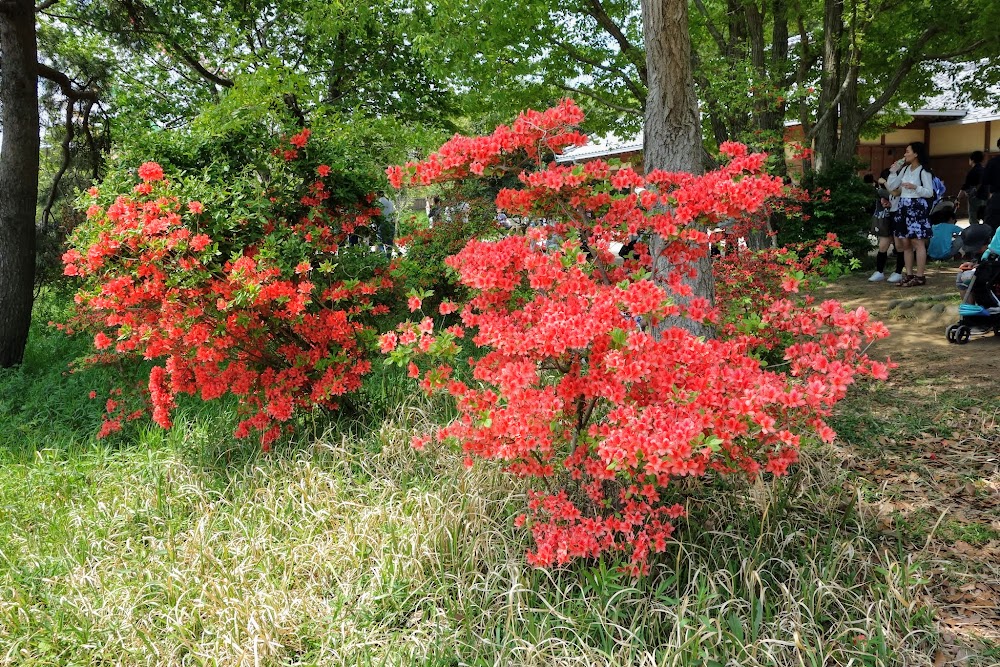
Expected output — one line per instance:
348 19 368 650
956 325 971 345
946 324 958 343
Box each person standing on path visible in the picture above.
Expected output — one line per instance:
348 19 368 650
870 169 906 283
958 151 986 224
983 139 1000 231
886 142 934 287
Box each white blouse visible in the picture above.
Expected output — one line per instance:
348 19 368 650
886 164 934 200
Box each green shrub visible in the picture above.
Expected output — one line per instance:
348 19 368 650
777 160 873 260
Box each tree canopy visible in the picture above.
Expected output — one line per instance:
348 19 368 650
3 0 1000 365
421 0 1000 163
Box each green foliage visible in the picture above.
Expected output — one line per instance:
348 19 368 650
390 175 513 309
416 0 644 136
392 221 468 309
0 291 136 455
778 161 874 260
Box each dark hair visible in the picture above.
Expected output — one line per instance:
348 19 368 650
863 173 875 184
880 167 891 180
908 142 930 167
971 150 984 163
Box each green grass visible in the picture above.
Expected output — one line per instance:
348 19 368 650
0 291 978 666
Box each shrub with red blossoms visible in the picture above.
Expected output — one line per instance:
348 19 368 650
384 100 891 574
62 131 394 447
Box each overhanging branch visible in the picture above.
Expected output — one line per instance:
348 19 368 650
925 40 987 61
691 0 728 52
35 63 101 232
556 83 644 115
583 0 648 86
859 26 939 125
36 62 99 102
553 38 646 103
41 100 75 232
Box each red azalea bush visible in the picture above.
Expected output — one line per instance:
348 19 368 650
383 100 890 574
62 129 394 447
713 232 857 338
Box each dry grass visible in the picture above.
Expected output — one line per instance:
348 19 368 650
0 393 954 666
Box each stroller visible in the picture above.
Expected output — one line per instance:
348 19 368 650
946 254 1000 344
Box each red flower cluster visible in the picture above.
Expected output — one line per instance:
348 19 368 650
137 162 165 182
386 99 587 188
63 145 392 446
384 101 891 574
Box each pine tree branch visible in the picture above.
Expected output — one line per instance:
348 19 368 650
36 62 99 101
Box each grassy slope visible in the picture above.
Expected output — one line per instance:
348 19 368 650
0 292 981 666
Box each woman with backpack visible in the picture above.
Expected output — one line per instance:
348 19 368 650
886 142 935 287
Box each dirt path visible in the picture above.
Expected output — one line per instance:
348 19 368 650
817 264 1000 377
820 264 1000 663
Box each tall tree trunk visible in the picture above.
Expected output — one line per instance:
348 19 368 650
814 0 843 171
835 65 862 163
763 0 789 176
642 0 714 338
0 0 40 368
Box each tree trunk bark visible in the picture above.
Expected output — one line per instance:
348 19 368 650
0 0 40 368
642 0 714 338
835 65 862 163
813 0 843 171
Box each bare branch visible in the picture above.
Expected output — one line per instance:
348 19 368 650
162 34 233 89
283 93 307 128
795 14 814 138
36 62 99 101
925 40 987 61
41 100 74 233
806 74 854 141
114 0 233 90
80 99 100 180
859 26 939 125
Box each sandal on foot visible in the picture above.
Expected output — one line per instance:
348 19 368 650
900 275 926 287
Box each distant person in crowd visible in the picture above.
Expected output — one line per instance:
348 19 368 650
376 191 395 256
983 138 1000 231
954 222 997 296
927 219 962 260
428 196 442 226
886 142 934 287
958 151 986 224
958 220 994 260
869 169 905 282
